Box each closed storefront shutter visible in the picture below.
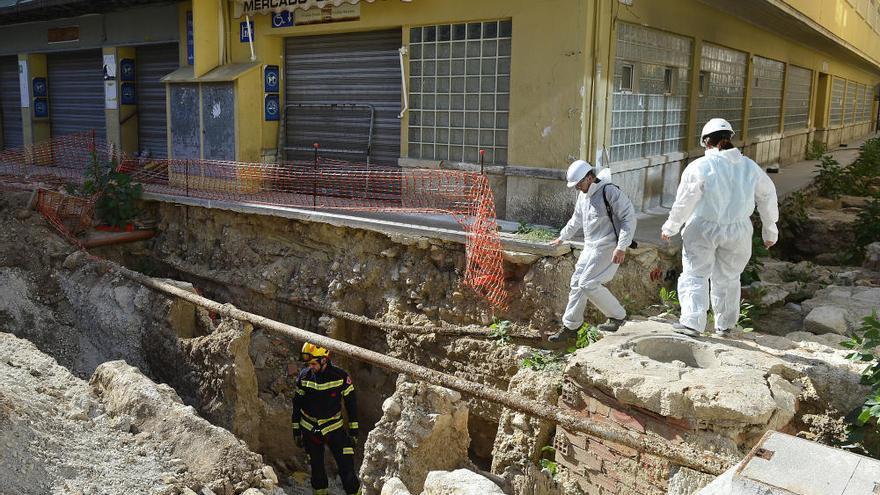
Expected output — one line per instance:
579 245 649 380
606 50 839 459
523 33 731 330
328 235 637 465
47 50 105 140
136 43 178 158
284 29 402 165
0 56 23 150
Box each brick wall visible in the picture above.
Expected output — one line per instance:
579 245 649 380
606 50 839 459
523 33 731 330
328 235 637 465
554 377 695 494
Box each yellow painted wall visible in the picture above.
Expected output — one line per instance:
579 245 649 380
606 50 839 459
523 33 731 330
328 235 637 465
613 0 880 149
223 0 591 169
235 68 263 161
781 0 880 67
193 0 221 77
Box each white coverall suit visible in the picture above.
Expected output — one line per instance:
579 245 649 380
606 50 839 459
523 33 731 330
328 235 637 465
558 177 637 331
661 147 779 332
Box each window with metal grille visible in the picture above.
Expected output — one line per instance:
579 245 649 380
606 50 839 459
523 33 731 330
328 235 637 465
696 43 747 143
830 78 846 126
863 85 874 122
407 20 511 165
748 56 785 138
609 23 692 162
845 81 858 124
854 83 865 123
783 65 812 131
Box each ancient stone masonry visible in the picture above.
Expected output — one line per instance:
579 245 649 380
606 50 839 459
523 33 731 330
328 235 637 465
554 321 867 495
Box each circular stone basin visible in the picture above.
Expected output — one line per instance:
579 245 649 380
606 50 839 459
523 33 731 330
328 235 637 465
628 337 719 369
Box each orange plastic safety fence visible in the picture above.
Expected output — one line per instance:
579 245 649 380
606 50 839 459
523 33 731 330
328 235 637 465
0 132 509 308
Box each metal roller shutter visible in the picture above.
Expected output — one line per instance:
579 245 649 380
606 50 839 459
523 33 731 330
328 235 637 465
0 56 23 150
284 30 402 165
136 43 178 158
47 50 105 140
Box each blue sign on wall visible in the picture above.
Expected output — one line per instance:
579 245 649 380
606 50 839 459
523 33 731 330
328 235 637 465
186 11 194 65
264 65 279 93
271 11 293 28
120 59 136 81
33 98 49 118
121 83 136 105
32 77 47 97
265 94 280 121
240 20 255 42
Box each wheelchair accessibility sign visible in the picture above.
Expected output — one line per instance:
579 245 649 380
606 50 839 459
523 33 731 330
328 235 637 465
271 11 293 28
265 94 280 121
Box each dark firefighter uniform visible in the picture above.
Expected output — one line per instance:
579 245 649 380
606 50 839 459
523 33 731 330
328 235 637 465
292 343 360 495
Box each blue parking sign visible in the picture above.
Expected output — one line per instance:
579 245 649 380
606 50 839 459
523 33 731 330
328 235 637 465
271 11 293 28
240 20 254 42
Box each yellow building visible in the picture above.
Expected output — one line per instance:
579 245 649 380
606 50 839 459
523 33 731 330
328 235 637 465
0 0 878 223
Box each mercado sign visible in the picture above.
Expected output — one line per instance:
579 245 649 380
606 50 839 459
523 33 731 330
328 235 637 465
235 0 408 17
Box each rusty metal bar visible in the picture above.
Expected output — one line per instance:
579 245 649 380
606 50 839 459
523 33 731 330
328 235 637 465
105 259 734 476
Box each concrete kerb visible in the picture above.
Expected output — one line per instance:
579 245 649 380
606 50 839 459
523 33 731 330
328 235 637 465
140 191 572 258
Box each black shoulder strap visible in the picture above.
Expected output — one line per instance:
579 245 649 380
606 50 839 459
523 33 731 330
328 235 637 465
601 184 619 242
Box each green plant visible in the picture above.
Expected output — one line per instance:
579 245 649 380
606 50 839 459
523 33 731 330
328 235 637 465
488 319 512 345
659 287 680 314
841 312 880 457
805 140 827 160
522 350 566 371
515 223 559 242
567 324 602 353
737 299 757 332
778 191 810 236
539 446 558 478
814 154 847 199
73 150 143 228
851 198 880 261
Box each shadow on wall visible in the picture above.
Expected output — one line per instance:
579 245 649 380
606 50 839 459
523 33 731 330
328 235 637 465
506 179 577 228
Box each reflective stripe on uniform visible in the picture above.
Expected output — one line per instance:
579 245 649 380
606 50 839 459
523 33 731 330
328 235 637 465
342 384 355 396
300 417 344 435
314 489 329 495
300 379 344 391
295 388 305 395
348 422 359 429
342 447 354 455
302 410 342 425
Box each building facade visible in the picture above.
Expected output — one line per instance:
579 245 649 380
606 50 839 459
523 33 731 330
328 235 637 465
0 0 878 224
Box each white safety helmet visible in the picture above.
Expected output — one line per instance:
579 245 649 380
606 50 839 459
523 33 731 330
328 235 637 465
566 160 593 188
700 118 736 146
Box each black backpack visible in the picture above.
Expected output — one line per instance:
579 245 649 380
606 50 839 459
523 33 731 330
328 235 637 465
601 184 638 249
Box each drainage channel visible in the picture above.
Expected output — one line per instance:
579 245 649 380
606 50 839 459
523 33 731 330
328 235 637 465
101 257 735 477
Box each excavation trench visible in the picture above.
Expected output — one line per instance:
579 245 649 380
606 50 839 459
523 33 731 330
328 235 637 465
103 257 733 476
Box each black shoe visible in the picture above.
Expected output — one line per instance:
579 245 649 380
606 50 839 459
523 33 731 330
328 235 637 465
672 323 700 337
597 318 626 333
548 327 577 342
714 327 731 337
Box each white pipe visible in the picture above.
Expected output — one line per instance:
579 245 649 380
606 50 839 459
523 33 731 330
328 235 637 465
397 46 408 119
245 14 256 62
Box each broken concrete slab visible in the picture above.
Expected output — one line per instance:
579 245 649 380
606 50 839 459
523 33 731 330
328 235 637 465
422 469 505 495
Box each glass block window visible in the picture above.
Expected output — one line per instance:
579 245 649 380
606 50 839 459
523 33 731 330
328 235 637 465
830 77 846 126
854 83 866 123
407 20 512 165
862 85 874 122
845 81 858 124
609 23 692 162
696 43 747 144
748 56 785 138
783 65 812 131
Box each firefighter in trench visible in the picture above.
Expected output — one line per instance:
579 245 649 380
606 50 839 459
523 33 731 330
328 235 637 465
292 342 361 495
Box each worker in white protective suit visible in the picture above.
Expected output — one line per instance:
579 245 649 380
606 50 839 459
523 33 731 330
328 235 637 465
660 118 779 337
548 159 637 342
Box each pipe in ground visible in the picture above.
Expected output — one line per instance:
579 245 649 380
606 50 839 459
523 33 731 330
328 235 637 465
104 259 734 476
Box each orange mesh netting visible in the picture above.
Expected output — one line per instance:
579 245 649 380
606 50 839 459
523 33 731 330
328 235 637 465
0 132 508 308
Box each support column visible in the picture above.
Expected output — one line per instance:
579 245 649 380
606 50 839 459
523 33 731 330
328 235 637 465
19 53 49 150
103 46 138 155
192 0 221 78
